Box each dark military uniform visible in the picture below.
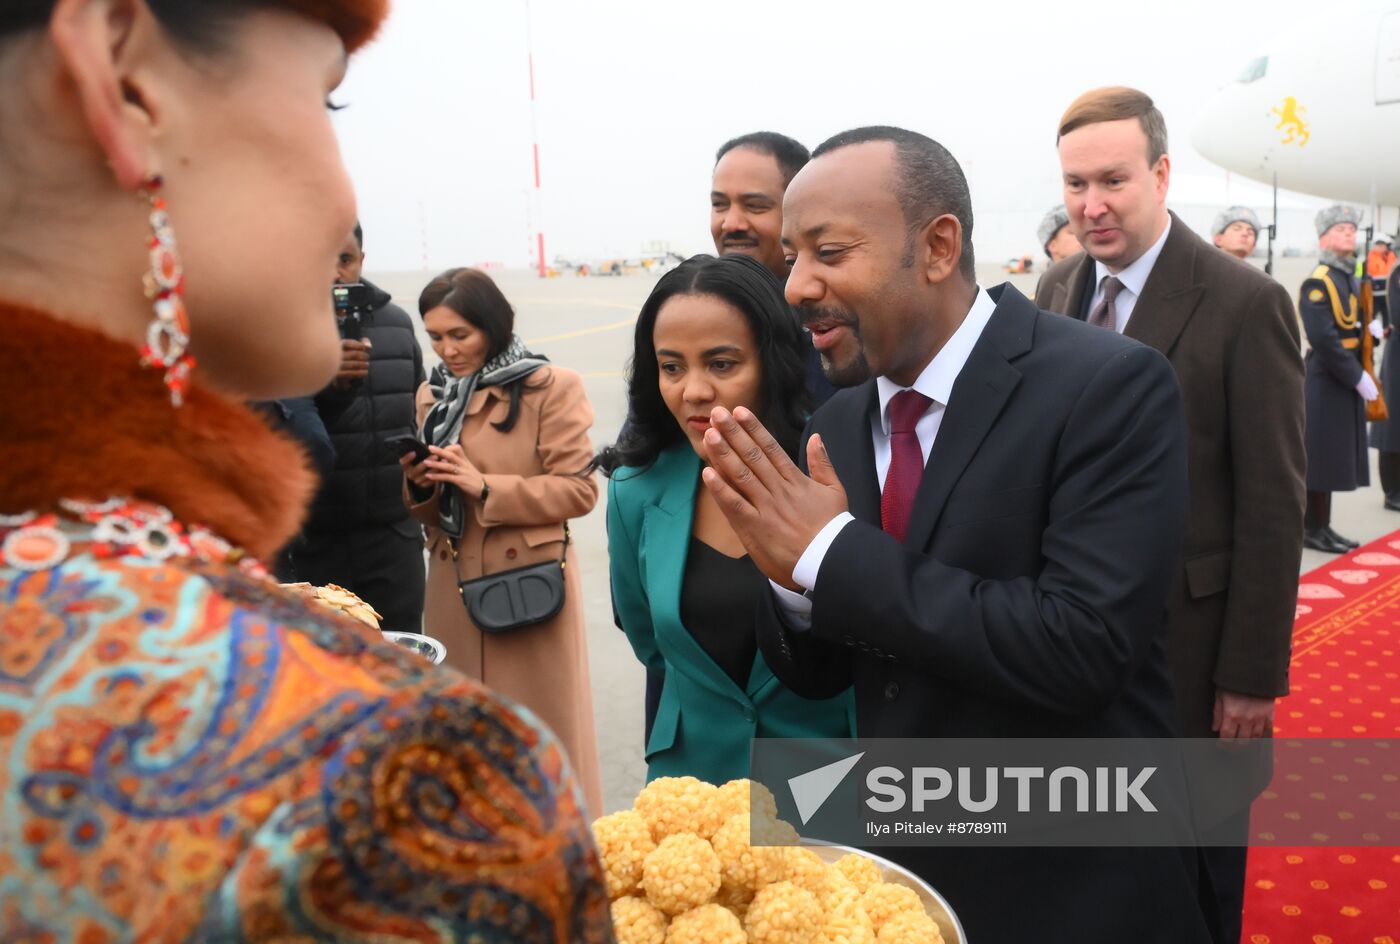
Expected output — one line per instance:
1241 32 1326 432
1301 259 1370 492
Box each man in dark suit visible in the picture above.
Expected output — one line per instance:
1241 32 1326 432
1035 87 1306 943
699 125 1210 944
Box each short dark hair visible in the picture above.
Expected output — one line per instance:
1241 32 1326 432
715 132 810 188
352 222 364 250
812 126 976 280
594 254 812 475
418 268 535 432
418 268 513 361
1057 87 1169 167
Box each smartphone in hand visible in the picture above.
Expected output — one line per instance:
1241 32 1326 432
384 434 432 464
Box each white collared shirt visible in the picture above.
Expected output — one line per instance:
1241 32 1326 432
1086 215 1171 333
772 286 999 623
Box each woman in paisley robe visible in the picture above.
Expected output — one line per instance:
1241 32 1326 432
0 2 612 942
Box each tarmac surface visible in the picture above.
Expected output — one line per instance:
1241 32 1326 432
370 257 1399 814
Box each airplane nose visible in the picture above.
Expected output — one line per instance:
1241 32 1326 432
1192 84 1272 180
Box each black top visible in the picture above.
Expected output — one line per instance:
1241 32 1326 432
678 537 763 690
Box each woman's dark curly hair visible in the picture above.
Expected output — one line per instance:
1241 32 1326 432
594 253 812 475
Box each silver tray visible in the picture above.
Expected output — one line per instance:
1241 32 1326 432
810 843 966 944
382 631 447 665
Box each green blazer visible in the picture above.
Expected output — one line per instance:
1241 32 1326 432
607 443 856 785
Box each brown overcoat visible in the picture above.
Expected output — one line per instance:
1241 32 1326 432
408 365 603 814
1036 213 1306 738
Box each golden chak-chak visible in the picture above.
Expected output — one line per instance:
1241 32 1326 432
641 833 722 916
593 778 944 944
613 896 668 944
666 903 747 944
594 810 657 898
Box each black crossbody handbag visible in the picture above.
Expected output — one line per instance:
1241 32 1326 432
456 525 569 633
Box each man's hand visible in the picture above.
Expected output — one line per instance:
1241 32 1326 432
333 339 372 388
1213 689 1275 740
700 406 848 591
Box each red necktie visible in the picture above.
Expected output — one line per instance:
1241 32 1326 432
881 389 932 543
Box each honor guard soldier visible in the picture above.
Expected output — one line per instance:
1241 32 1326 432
1300 205 1382 552
1037 203 1080 264
1212 205 1261 260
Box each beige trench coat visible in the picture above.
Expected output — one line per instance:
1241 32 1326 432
408 365 603 815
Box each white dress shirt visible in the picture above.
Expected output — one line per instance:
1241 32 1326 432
771 286 998 625
1086 216 1171 333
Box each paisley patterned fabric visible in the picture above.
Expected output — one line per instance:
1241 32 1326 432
0 500 614 943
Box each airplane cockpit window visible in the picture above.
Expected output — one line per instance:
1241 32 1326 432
1237 56 1269 83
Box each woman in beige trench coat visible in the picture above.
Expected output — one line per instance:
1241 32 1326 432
401 267 603 815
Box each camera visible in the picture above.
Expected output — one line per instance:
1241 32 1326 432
333 282 373 340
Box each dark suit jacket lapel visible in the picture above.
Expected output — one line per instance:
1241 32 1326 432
1124 212 1207 355
903 285 1034 547
1049 253 1096 319
819 383 882 527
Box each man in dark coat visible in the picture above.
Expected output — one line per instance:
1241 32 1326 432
292 223 427 633
1035 87 1305 944
1300 205 1379 550
701 124 1211 944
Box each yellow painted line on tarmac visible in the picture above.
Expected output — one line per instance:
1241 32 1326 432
516 299 638 313
527 317 636 345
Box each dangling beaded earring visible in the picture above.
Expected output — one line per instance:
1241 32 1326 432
138 175 196 407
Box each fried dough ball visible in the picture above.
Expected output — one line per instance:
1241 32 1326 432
593 810 657 898
745 880 823 944
714 777 780 824
635 776 724 841
859 883 925 932
612 897 668 944
641 833 722 916
876 909 944 944
833 852 883 893
664 903 746 944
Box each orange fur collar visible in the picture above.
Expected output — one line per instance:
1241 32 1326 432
0 301 317 562
287 0 391 52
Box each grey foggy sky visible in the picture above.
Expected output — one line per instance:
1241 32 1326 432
332 0 1327 272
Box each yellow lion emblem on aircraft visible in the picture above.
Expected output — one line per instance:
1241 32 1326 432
1271 96 1310 146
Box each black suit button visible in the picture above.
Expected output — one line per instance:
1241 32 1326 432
884 682 900 701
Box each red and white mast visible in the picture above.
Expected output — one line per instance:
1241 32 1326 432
525 0 546 278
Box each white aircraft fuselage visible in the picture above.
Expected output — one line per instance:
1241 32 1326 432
1192 4 1400 206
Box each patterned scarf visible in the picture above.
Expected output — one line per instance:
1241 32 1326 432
421 335 550 538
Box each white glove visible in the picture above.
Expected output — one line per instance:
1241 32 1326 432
1357 372 1380 401
1371 318 1385 340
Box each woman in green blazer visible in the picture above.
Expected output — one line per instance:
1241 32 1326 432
598 255 855 785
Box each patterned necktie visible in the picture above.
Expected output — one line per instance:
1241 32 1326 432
881 389 933 543
1088 275 1125 330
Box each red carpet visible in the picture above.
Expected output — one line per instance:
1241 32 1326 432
1242 531 1400 943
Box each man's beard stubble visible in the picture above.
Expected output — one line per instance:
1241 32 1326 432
801 305 872 388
